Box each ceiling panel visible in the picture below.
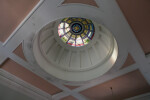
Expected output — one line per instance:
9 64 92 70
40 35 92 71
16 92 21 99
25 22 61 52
0 0 39 42
120 53 135 69
117 0 150 54
81 70 150 100
13 43 27 61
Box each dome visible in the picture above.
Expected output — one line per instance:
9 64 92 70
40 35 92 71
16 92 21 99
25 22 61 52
33 17 118 82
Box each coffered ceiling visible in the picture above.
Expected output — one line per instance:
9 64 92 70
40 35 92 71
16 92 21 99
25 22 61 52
0 0 150 100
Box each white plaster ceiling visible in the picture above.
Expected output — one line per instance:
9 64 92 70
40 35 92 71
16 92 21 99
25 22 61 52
0 0 150 100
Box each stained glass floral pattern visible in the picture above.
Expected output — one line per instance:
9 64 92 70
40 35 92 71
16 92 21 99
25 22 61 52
58 17 95 47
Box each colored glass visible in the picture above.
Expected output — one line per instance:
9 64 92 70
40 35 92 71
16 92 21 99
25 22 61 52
58 17 95 47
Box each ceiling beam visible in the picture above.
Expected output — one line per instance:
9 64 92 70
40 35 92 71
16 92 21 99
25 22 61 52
0 69 52 100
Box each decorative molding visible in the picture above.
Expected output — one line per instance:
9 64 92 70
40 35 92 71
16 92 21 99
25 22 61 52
0 43 7 65
0 69 51 100
59 0 99 8
146 54 150 63
124 92 150 100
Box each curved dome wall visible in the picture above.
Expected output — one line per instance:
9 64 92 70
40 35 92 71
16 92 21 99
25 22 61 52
33 17 118 82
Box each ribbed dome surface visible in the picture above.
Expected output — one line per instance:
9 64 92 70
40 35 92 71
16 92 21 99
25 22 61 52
33 17 118 82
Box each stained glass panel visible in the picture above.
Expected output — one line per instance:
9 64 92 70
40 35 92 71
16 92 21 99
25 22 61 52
82 21 87 25
83 37 90 45
65 27 70 33
58 23 64 29
76 35 83 47
81 33 86 38
61 35 68 43
58 17 95 47
58 29 64 36
64 23 69 28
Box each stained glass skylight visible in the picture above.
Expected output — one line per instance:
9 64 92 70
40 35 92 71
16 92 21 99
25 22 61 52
58 17 95 47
